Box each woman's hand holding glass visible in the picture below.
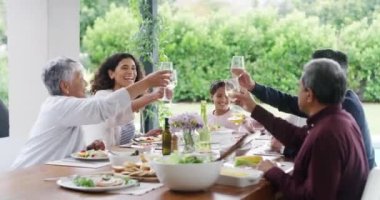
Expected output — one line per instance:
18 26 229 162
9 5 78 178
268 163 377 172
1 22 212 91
150 88 165 101
144 69 172 88
157 62 177 103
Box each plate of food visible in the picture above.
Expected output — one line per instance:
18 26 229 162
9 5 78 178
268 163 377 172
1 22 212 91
133 136 161 144
57 173 139 192
112 154 159 182
71 150 109 161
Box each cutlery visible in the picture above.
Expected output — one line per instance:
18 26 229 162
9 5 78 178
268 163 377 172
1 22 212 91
215 133 249 162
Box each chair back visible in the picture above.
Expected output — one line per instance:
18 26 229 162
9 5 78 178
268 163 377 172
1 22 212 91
361 167 380 200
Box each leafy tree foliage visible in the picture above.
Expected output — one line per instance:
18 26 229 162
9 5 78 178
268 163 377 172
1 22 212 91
82 5 139 71
81 1 380 102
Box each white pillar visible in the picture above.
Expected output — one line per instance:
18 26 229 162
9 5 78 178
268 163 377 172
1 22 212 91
0 0 79 171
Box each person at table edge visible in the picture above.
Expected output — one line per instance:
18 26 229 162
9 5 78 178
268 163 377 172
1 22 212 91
233 49 376 169
233 58 369 200
11 57 171 169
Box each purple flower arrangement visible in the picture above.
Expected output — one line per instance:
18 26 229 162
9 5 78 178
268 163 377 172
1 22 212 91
169 112 204 132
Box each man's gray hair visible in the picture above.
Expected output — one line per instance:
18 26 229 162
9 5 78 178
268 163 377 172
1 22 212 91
42 57 83 95
301 58 347 104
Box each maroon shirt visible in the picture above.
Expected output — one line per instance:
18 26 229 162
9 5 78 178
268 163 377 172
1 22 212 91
252 105 369 200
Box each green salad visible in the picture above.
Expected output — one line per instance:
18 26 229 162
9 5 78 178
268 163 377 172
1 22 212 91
161 152 211 164
73 174 130 187
73 176 95 187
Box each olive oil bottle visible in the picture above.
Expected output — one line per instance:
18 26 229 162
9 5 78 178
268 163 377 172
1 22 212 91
162 117 172 155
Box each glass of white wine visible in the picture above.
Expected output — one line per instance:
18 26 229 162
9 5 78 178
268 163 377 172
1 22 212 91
157 61 176 103
225 78 245 133
230 56 245 78
224 78 240 101
163 69 177 103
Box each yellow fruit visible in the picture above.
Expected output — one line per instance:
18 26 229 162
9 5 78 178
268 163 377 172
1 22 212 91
235 155 263 167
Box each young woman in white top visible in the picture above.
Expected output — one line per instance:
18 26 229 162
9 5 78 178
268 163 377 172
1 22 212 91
88 53 162 147
12 57 171 169
207 80 262 132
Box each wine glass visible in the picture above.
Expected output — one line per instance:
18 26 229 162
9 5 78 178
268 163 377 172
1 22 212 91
224 78 240 101
167 69 177 90
225 78 245 132
162 70 177 102
230 56 245 78
158 62 173 71
157 62 175 103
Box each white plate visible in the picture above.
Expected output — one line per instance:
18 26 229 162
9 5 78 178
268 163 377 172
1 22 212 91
71 153 109 161
57 175 139 192
133 136 161 144
217 167 263 187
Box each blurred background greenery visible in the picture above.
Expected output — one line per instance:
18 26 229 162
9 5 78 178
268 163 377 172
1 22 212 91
1 0 380 104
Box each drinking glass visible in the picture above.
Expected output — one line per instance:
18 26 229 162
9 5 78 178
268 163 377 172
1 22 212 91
157 62 175 103
158 62 173 71
230 56 245 77
224 78 240 102
162 69 177 103
225 78 245 132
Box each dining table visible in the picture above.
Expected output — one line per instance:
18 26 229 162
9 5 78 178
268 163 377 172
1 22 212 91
0 164 276 200
0 133 290 200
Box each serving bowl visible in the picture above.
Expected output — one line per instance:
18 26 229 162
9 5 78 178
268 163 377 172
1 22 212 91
150 159 223 191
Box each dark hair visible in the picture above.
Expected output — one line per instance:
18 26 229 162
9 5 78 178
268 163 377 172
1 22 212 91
91 53 144 94
312 49 348 72
210 80 225 95
302 58 347 104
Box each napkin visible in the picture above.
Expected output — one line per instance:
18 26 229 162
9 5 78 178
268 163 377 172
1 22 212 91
45 158 110 168
109 182 163 195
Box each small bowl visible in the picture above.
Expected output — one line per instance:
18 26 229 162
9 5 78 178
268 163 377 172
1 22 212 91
150 159 223 191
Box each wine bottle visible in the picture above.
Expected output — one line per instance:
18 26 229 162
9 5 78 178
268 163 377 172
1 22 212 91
162 117 172 155
200 100 208 127
199 101 211 152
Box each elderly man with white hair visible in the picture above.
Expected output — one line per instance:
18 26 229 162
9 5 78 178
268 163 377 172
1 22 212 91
12 57 171 169
233 58 369 200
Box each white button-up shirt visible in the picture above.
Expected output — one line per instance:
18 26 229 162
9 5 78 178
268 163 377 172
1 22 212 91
83 89 134 148
11 88 132 169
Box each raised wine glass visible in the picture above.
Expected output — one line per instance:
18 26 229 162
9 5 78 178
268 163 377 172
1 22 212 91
163 69 177 103
157 62 175 103
230 56 245 78
225 78 245 133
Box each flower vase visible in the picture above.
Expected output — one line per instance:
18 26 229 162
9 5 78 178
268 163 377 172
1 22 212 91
183 129 196 153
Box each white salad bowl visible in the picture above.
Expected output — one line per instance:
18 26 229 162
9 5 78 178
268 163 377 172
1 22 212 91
150 159 223 191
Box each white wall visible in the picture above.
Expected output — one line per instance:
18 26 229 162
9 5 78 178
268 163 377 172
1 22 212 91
0 0 79 171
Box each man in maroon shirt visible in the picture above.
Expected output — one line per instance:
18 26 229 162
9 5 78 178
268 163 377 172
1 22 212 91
233 58 369 200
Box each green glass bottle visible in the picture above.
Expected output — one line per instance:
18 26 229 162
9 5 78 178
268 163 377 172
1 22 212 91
162 118 172 156
200 100 208 127
199 101 211 152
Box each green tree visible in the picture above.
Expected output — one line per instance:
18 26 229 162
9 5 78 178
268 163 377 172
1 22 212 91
252 12 336 95
80 0 134 43
292 0 380 28
340 13 380 101
0 52 8 105
82 4 139 71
